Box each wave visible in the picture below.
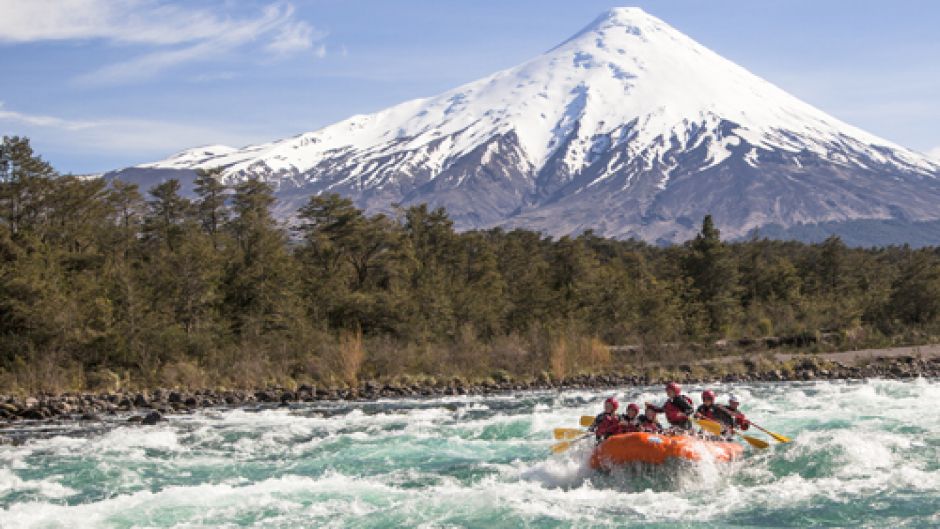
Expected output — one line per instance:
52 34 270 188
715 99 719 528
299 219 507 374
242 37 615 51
1 379 937 528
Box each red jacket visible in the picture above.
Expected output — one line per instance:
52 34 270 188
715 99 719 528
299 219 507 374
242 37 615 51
715 405 750 431
637 415 663 433
730 410 750 430
620 415 641 433
663 395 694 426
592 412 622 438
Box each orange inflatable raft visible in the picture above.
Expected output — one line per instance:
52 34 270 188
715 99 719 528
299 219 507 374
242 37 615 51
589 432 744 469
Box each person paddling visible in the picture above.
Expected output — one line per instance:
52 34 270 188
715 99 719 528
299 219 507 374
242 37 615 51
637 403 664 433
694 389 718 421
620 403 641 433
715 394 750 434
651 381 694 431
589 397 623 441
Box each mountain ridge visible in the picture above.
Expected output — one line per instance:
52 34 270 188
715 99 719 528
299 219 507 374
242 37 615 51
105 6 940 245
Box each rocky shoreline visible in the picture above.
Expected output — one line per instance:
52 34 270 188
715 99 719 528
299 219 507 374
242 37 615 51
1 352 938 437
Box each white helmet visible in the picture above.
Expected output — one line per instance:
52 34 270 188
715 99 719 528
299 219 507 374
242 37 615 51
728 393 740 405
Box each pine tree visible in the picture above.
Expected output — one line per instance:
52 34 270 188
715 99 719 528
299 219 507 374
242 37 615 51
193 167 228 247
887 251 940 325
142 179 190 252
683 215 740 334
0 136 56 238
224 178 300 335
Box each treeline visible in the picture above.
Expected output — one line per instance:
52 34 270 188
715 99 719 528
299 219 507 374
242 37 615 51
2 136 939 392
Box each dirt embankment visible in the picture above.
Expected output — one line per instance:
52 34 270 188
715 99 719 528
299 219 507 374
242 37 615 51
1 344 938 433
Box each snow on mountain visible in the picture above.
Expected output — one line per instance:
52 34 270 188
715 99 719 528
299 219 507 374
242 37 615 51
112 7 940 244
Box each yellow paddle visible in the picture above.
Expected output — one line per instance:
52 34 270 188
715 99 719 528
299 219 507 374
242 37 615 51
715 404 791 443
580 415 595 427
553 428 585 440
551 433 591 454
694 418 723 436
750 422 792 443
695 418 768 449
738 433 770 449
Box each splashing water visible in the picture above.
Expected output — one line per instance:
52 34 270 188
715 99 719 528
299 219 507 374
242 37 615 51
1 379 937 528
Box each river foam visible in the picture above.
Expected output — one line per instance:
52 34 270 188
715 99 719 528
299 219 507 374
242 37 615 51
1 379 937 528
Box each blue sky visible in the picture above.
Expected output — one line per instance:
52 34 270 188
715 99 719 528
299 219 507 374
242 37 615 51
1 0 938 174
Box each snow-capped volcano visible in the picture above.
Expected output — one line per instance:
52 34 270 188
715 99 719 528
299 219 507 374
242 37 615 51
110 7 940 243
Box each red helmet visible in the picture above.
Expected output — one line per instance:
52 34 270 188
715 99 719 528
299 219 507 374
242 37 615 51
645 402 658 414
626 403 640 413
666 382 681 395
702 390 716 402
604 397 619 412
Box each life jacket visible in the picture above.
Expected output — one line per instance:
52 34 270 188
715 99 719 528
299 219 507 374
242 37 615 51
714 405 750 431
696 403 717 420
592 412 622 439
637 414 663 433
731 409 750 430
663 395 694 427
620 414 641 433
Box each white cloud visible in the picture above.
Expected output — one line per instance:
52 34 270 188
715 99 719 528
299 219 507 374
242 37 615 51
315 44 327 59
0 0 231 45
0 102 266 161
268 21 321 55
0 0 325 85
0 103 97 131
191 72 238 83
929 146 940 161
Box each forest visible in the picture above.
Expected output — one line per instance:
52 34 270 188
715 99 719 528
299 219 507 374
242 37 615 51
2 135 939 393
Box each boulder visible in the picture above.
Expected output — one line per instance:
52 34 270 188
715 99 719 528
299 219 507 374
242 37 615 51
142 411 163 425
19 408 45 420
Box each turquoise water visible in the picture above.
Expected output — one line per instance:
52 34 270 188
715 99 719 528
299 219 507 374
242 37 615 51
1 379 938 528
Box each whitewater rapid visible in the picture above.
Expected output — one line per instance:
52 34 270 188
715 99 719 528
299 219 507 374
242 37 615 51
1 379 937 528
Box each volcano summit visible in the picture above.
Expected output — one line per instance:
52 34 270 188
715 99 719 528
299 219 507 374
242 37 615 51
107 7 940 244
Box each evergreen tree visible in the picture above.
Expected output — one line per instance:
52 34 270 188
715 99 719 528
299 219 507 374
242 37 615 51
142 179 190 252
0 136 56 238
193 167 228 247
682 215 740 334
401 205 460 339
224 178 300 335
295 194 405 332
887 251 940 325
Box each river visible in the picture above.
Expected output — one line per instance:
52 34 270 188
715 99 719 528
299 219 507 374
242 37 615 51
1 379 937 528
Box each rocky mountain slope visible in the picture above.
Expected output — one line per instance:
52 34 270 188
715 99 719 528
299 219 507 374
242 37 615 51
106 7 940 244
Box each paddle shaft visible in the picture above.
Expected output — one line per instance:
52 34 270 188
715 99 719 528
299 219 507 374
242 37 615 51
716 404 790 443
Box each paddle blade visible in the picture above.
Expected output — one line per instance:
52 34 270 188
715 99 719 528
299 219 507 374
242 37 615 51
551 433 591 454
767 431 791 443
580 415 595 427
695 418 723 436
553 428 584 440
741 434 770 449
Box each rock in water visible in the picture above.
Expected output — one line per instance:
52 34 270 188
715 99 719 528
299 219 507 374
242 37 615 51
141 411 163 425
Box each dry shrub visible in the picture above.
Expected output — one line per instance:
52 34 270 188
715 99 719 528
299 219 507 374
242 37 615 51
486 333 532 375
204 344 275 389
549 335 567 379
5 350 82 394
338 330 365 386
159 360 208 389
582 336 611 371
85 368 122 392
450 323 487 376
